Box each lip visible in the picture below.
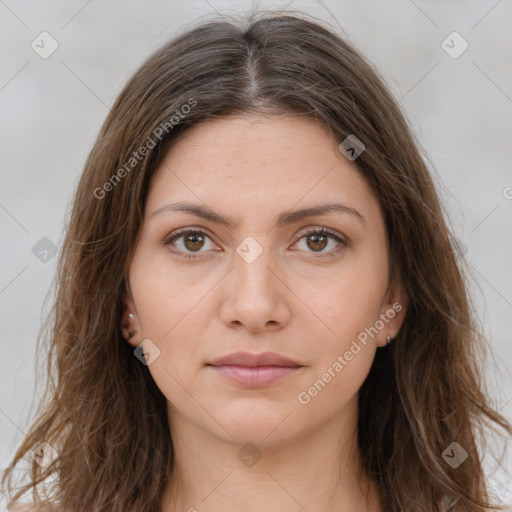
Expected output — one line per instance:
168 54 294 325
209 365 303 387
206 351 305 388
207 351 302 368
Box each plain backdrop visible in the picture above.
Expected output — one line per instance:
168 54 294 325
1 0 511 504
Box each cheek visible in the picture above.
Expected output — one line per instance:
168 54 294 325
307 259 388 339
295 343 375 420
295 264 386 410
131 266 208 408
298 254 387 390
309 291 379 393
130 255 212 339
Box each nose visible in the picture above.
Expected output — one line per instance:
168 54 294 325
219 245 291 333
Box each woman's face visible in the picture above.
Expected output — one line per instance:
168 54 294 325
125 114 406 445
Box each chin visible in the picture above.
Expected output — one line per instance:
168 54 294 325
212 405 301 445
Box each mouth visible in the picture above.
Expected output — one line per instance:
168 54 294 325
206 351 304 388
206 364 304 387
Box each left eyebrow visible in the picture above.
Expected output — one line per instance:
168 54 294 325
149 200 365 228
274 202 365 226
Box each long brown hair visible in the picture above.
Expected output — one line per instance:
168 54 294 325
2 10 510 512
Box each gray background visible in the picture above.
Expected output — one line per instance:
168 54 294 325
1 0 511 505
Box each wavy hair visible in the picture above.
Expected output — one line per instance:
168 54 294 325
2 10 511 512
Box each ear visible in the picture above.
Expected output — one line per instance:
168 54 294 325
376 273 408 347
120 285 143 348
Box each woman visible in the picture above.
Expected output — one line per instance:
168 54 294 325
2 11 511 512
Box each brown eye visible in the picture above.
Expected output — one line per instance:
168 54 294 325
164 229 216 259
183 232 205 252
306 232 328 252
293 227 348 258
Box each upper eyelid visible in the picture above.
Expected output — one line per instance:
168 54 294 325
165 227 216 243
296 226 343 238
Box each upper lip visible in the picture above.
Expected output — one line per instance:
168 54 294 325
207 351 303 367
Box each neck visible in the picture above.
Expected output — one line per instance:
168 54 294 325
160 398 383 512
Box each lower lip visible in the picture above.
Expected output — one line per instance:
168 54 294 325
208 364 303 387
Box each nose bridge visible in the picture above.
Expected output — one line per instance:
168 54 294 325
232 237 278 296
220 235 290 330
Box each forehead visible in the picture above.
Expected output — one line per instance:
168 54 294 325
164 114 338 164
144 115 381 225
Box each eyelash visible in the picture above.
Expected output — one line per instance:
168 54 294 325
162 227 349 260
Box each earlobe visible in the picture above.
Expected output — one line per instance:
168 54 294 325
120 287 142 347
378 275 408 347
121 310 141 347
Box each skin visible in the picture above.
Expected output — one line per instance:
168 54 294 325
122 114 407 512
